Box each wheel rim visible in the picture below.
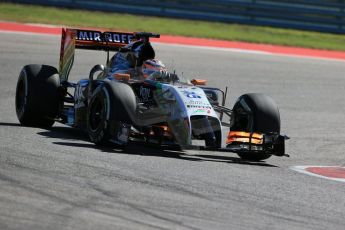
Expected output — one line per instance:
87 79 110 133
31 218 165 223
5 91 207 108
16 79 25 114
89 97 105 131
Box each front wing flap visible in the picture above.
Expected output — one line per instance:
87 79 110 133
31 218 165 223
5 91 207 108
224 134 289 157
179 133 289 158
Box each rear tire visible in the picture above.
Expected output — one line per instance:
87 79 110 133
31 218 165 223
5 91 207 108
15 65 60 127
230 93 280 161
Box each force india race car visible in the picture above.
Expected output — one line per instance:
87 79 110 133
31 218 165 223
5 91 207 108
15 28 288 161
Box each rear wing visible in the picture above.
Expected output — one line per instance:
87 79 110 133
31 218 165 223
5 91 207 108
59 28 135 82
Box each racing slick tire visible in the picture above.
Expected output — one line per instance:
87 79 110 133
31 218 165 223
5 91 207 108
15 64 60 127
87 80 137 146
230 93 280 161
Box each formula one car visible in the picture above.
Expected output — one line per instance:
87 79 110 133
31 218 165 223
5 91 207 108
15 28 288 161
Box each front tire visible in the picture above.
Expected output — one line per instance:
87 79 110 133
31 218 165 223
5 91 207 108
87 81 137 145
15 64 60 127
230 93 280 161
87 87 110 145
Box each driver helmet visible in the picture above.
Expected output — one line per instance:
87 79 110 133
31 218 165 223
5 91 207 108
142 59 166 78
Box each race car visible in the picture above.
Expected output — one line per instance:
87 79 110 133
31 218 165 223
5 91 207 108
15 28 288 161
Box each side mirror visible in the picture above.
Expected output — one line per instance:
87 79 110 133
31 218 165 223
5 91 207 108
88 65 105 95
89 65 105 81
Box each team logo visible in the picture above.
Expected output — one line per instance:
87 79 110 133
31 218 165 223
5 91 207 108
183 90 202 99
77 30 133 44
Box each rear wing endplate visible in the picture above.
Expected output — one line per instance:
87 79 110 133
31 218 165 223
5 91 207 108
59 28 134 82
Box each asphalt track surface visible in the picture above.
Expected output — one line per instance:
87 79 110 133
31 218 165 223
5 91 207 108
1 32 345 230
